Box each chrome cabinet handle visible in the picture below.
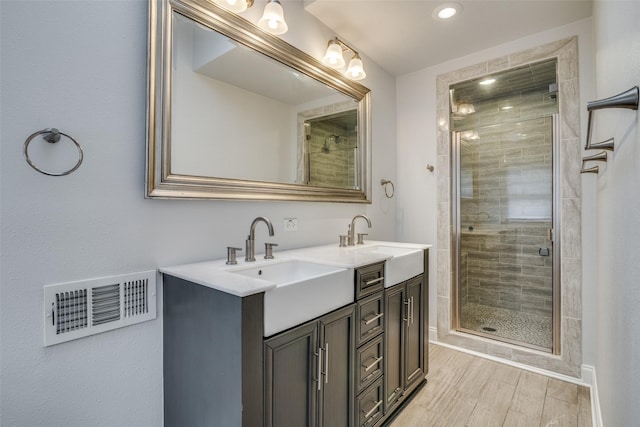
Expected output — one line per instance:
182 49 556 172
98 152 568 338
364 276 384 286
324 343 329 384
363 400 382 419
363 312 384 325
403 299 410 323
410 296 415 325
363 356 383 372
316 347 323 391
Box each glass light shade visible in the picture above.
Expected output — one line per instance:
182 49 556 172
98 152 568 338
214 0 249 13
322 41 345 69
258 0 288 35
346 56 366 80
457 103 475 114
461 130 479 140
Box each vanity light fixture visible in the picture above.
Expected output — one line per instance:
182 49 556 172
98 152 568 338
258 0 288 35
323 39 346 69
479 78 496 86
432 2 463 20
346 54 366 80
322 37 367 81
212 0 288 35
212 0 254 13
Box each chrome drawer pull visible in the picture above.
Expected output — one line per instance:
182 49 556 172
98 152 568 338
363 356 383 372
363 312 384 325
364 276 384 286
363 400 382 419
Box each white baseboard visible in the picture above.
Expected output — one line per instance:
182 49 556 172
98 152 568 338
429 326 437 342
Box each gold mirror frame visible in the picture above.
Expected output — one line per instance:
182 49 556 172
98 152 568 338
146 0 372 202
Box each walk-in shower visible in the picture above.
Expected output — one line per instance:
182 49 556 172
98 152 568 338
303 110 358 188
450 59 560 353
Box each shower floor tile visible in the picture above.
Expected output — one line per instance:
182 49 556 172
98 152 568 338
460 302 552 349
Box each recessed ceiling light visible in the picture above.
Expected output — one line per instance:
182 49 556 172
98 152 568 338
479 78 496 86
432 2 463 20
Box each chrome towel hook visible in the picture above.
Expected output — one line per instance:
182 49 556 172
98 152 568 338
23 128 83 176
580 150 608 174
585 86 639 151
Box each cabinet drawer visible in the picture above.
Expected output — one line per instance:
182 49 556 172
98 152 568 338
356 292 384 346
356 377 384 427
356 335 383 393
355 263 385 300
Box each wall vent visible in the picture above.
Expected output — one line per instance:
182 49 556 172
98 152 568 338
44 270 157 346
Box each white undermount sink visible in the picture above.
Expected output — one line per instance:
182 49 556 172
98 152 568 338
229 260 352 336
360 245 424 286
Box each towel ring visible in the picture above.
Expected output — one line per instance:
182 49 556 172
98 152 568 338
23 128 83 176
380 179 395 198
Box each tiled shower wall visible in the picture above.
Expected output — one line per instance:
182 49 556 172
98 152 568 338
296 100 358 188
306 122 357 188
459 117 555 317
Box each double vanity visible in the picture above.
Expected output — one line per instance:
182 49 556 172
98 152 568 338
161 234 430 427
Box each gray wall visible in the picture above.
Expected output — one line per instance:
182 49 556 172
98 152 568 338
592 1 640 425
0 1 397 425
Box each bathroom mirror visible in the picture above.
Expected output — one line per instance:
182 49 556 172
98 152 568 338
147 0 371 202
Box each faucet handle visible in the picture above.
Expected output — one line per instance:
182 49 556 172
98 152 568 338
226 247 243 265
357 233 368 245
264 243 278 260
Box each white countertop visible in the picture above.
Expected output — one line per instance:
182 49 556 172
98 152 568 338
160 241 431 297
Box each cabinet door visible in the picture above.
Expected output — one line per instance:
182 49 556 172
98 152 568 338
319 305 355 427
265 321 319 427
404 275 425 388
383 284 404 413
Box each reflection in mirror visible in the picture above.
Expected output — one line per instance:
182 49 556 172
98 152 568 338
147 0 371 202
300 109 359 188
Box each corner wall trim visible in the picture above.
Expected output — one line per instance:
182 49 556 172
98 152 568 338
581 364 603 427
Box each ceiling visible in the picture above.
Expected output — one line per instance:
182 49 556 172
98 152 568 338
303 0 592 76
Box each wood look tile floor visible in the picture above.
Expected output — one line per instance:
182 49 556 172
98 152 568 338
390 344 592 427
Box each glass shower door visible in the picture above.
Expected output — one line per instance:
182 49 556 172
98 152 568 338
453 115 558 352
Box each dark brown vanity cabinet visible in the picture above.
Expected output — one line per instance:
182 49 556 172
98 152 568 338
163 249 429 427
264 304 356 427
354 262 386 427
163 276 264 427
384 273 427 415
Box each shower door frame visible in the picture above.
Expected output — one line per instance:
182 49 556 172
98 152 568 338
450 114 561 354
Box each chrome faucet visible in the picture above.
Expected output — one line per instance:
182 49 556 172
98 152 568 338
246 216 275 262
348 214 371 246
